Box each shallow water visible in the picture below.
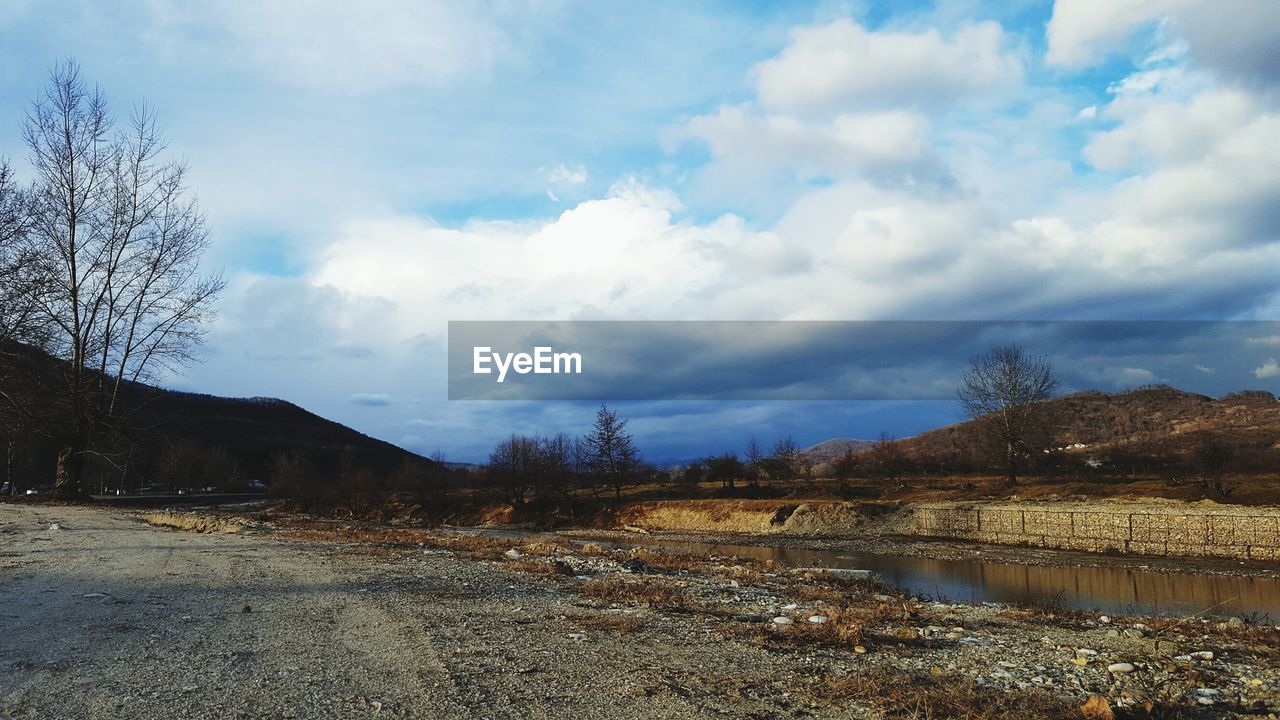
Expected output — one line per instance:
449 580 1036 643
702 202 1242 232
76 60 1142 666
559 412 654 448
466 528 1280 619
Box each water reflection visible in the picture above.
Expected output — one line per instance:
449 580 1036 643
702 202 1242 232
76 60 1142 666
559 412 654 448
603 535 1279 618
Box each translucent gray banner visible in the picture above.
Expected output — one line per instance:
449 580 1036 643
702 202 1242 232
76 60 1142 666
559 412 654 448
447 320 1280 401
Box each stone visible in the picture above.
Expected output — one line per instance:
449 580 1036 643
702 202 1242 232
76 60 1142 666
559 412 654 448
772 616 794 625
1122 629 1144 638
1106 629 1120 638
1076 649 1099 657
807 615 828 624
1081 694 1116 720
504 549 524 559
1098 616 1111 624
1228 616 1246 627
781 603 799 611
1106 662 1136 674
1190 651 1215 661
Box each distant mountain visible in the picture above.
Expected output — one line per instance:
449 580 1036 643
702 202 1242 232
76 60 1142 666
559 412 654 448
801 438 872 463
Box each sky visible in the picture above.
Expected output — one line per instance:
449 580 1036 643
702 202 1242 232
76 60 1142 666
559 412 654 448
1 1 1278 464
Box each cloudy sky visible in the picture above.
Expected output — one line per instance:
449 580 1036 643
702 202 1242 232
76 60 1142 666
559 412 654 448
1 1 1277 463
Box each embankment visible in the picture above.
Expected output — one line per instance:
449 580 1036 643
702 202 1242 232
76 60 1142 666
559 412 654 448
900 500 1280 560
615 499 867 534
616 497 1280 561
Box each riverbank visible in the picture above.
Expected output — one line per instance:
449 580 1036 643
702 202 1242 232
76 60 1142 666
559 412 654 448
5 505 1279 718
611 497 1280 566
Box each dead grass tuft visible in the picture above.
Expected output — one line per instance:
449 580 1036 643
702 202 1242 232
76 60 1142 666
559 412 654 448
140 512 244 534
568 611 646 634
579 576 691 609
806 665 1078 719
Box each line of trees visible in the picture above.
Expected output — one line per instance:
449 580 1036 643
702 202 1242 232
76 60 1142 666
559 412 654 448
483 404 652 507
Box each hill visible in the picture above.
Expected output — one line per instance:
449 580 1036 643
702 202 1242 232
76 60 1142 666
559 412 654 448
882 386 1280 473
801 438 872 463
0 342 432 493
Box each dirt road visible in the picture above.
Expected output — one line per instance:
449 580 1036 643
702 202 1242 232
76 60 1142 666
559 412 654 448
0 504 864 719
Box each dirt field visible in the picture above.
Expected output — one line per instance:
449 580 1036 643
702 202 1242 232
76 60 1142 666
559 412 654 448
4 504 1279 719
0 504 867 719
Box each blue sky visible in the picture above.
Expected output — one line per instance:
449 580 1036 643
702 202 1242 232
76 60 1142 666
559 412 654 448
1 1 1278 463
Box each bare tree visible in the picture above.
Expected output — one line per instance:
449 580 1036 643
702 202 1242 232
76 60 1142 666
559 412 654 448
14 60 224 495
583 403 640 500
958 344 1057 486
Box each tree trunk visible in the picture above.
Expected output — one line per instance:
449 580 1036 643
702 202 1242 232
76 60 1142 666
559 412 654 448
1005 441 1018 487
52 445 86 497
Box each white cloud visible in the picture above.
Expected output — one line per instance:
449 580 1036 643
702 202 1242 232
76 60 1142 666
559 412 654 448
753 18 1022 114
683 105 944 190
154 1 535 94
1246 335 1280 348
1255 358 1280 379
1047 0 1280 85
349 393 394 406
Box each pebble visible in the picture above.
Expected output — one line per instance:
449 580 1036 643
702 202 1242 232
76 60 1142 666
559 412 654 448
1107 662 1136 674
772 616 794 625
781 603 799 611
1192 688 1220 705
1076 649 1099 657
807 616 828 624
1228 617 1246 627
504 549 524 559
1122 629 1144 638
48 524 61 531
1098 616 1111 624
1105 629 1120 638
1190 651 1215 661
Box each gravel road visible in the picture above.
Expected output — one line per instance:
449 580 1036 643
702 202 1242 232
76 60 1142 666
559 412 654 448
0 504 867 719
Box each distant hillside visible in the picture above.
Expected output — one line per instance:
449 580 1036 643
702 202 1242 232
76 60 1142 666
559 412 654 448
802 438 872 463
0 342 432 490
886 386 1280 471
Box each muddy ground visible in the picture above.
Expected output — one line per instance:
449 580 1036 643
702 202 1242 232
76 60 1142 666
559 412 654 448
2 504 1278 719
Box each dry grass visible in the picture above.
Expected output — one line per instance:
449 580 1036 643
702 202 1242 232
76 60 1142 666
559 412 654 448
568 611 646 634
806 666 1079 719
139 512 244 534
578 576 691 609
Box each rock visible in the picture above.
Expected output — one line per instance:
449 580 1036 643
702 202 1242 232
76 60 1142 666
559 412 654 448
781 603 799 611
1190 651 1215 661
853 645 866 654
793 567 871 579
1081 694 1116 720
1122 629 1144 639
1071 657 1089 667
1228 616 1246 627
1192 688 1221 705
504 549 524 559
567 632 586 641
1076 649 1099 657
1106 629 1120 638
48 523 61 531
1098 616 1111 624
807 615 828 624
772 616 794 625
1107 662 1136 674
